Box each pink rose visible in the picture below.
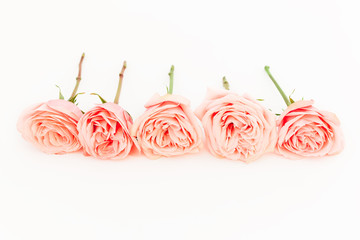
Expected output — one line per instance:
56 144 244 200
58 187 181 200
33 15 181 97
276 100 344 158
17 99 83 154
77 103 138 160
195 88 277 162
131 94 203 159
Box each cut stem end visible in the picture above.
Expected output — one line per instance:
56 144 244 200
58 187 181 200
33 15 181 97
222 76 230 90
69 53 85 100
167 65 175 94
114 60 127 104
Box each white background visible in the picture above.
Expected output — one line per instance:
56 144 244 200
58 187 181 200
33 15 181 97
1 0 359 239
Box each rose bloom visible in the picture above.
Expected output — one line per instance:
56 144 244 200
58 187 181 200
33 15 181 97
77 103 138 160
195 88 277 162
131 94 203 159
17 99 83 154
276 100 344 158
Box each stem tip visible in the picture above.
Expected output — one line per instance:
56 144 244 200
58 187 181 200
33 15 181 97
169 65 174 75
69 53 85 100
222 76 230 90
114 60 127 104
167 65 175 94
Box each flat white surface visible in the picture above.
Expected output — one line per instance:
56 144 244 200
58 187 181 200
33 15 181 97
0 0 359 239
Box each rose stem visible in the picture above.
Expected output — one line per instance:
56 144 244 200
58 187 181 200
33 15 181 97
167 65 175 94
264 66 291 106
69 53 85 100
114 61 127 104
222 76 230 90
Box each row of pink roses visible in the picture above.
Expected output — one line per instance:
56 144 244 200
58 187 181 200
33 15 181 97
17 54 344 162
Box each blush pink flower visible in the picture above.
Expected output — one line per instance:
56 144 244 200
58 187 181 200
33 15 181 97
17 99 83 154
17 53 86 155
131 93 203 159
276 100 344 158
77 103 138 160
195 88 277 162
77 60 138 160
264 65 344 159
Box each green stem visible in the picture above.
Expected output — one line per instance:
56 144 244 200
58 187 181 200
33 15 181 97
114 61 127 104
69 53 85 100
264 66 291 106
167 65 174 94
222 76 230 90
